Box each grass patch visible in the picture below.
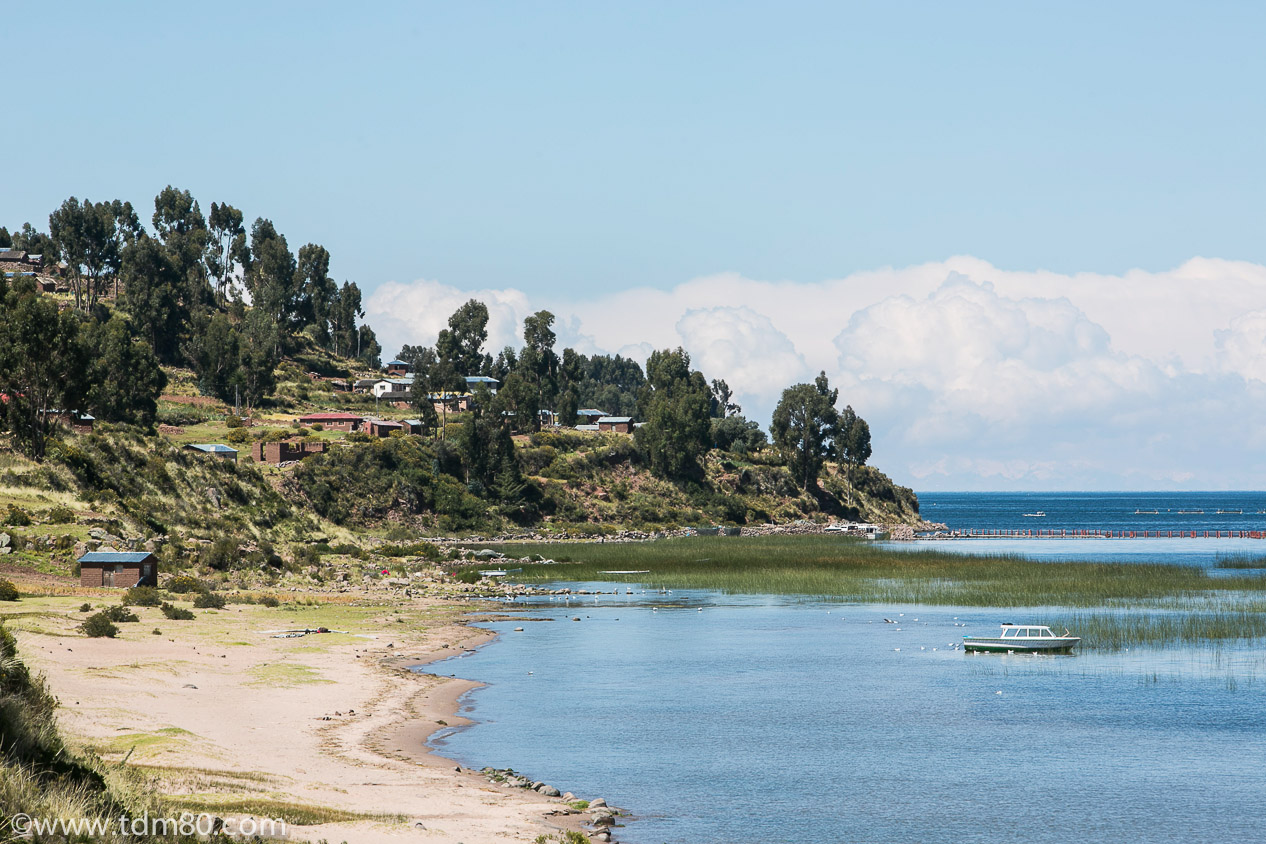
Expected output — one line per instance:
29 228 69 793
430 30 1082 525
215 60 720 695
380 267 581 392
1215 553 1266 569
1037 608 1266 650
246 663 332 687
164 796 403 825
504 535 1266 608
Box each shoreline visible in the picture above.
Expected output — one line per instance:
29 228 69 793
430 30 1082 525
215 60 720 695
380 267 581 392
4 585 620 843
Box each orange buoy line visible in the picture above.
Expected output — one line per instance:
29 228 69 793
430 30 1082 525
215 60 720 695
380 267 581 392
942 529 1266 539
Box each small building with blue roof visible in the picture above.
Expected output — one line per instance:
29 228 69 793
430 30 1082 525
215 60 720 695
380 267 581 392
77 550 158 588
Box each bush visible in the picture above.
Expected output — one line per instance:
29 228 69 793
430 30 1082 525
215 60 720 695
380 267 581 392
225 415 243 428
291 544 320 568
0 579 19 601
123 586 162 607
200 537 240 571
101 605 139 623
259 595 279 608
3 505 31 526
225 427 251 444
310 422 324 432
79 602 92 612
160 602 195 620
44 505 76 524
165 574 206 594
192 592 226 609
80 612 119 638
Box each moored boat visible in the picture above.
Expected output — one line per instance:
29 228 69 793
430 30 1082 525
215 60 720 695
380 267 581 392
963 623 1080 653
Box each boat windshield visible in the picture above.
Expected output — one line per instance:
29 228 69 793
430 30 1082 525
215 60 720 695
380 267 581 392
1002 628 1015 637
1041 629 1053 637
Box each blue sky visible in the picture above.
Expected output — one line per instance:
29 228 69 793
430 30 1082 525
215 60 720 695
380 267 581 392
7 2 1266 490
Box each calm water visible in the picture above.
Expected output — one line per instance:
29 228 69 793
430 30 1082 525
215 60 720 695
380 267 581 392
425 494 1266 844
888 491 1266 567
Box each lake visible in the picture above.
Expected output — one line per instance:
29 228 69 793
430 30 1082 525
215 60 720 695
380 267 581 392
424 493 1266 843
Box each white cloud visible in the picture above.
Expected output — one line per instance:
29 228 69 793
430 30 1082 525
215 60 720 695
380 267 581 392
364 257 1266 490
674 306 810 409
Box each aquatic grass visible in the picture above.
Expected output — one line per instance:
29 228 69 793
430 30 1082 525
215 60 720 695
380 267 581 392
1037 610 1266 650
498 535 1266 608
1214 552 1266 569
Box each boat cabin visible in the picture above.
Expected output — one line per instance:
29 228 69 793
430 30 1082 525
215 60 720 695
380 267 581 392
999 625 1058 639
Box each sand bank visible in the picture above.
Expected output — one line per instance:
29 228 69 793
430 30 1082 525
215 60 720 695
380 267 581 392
7 592 602 843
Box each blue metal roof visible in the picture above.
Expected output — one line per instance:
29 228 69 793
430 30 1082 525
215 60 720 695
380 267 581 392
385 359 408 366
187 443 237 453
598 416 633 423
78 551 155 563
465 375 500 383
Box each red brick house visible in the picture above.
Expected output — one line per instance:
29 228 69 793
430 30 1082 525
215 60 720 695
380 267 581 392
364 418 404 437
251 439 328 464
78 551 158 588
597 416 633 434
297 412 363 431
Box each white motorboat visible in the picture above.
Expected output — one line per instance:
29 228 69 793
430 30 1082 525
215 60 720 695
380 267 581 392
962 623 1080 653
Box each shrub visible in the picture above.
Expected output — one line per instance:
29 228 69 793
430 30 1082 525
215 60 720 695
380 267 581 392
291 544 320 568
160 602 195 620
165 574 206 594
123 586 162 607
44 505 76 524
225 427 251 444
259 595 280 608
310 422 324 432
101 605 139 623
449 568 483 584
0 579 19 601
200 537 240 571
79 602 92 612
152 628 162 635
80 613 119 638
225 415 243 428
3 505 31 526
192 592 226 609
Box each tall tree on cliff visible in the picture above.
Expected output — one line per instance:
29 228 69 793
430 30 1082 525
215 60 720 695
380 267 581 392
635 348 712 481
152 186 212 310
0 279 88 460
770 371 840 491
435 299 490 376
205 202 247 306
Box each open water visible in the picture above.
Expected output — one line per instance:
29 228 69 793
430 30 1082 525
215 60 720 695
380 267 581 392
425 492 1266 844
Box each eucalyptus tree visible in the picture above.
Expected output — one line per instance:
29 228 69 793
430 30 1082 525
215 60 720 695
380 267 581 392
770 372 841 491
206 202 247 305
635 347 712 481
436 299 490 375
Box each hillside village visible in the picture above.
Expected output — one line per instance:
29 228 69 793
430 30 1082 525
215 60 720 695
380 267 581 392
1 192 923 598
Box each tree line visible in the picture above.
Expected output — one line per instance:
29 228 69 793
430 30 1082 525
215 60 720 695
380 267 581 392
0 188 381 457
396 298 872 494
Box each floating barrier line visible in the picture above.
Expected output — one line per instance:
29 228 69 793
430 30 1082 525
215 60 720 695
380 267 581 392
926 529 1266 540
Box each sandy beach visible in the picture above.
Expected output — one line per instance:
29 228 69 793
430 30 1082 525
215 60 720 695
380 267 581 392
3 585 603 843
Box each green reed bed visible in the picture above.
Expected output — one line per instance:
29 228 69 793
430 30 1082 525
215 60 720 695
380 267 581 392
1037 609 1266 650
496 535 1266 609
1214 553 1266 569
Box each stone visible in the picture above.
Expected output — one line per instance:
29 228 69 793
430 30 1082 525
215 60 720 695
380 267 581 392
0 533 9 548
589 798 607 808
0 547 10 555
88 528 106 540
591 813 614 827
562 792 575 802
537 785 561 797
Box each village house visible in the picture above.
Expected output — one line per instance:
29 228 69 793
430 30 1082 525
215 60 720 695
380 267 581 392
184 443 238 462
372 377 413 397
384 359 411 377
78 550 158 588
597 416 634 434
464 375 500 394
297 412 363 431
40 409 94 434
576 408 607 425
401 419 425 435
364 418 404 437
429 391 471 414
352 378 379 393
251 439 327 464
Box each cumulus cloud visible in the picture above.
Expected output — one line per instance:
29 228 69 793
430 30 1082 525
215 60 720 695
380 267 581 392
675 307 810 409
364 257 1266 490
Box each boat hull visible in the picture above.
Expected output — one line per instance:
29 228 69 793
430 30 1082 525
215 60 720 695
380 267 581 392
962 637 1080 653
